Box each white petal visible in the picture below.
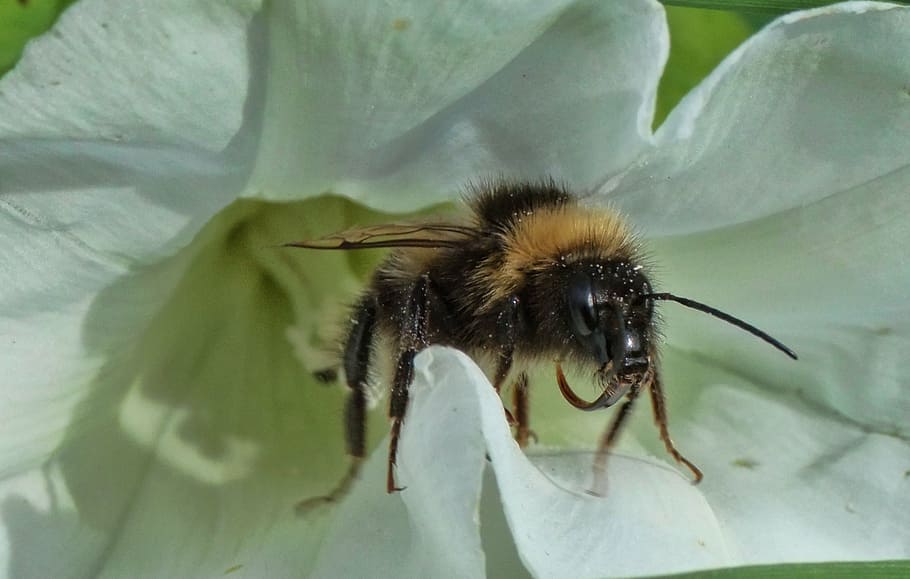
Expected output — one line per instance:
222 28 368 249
254 0 668 209
311 347 488 578
661 349 910 564
0 146 246 477
0 0 262 478
652 162 910 434
480 376 730 577
0 198 375 577
313 344 910 577
605 3 910 236
0 2 269 572
0 0 261 150
315 348 732 578
0 186 236 573
0 457 324 578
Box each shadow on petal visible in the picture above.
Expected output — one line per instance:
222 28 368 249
0 197 403 577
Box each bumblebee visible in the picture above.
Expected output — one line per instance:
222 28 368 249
289 180 796 504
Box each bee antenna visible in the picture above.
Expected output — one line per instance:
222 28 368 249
642 292 798 360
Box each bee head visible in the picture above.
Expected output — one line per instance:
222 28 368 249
564 261 654 379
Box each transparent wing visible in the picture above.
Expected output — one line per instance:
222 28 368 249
284 222 477 250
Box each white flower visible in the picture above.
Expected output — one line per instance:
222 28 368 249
0 1 908 577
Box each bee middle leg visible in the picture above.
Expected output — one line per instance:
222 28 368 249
492 295 532 437
589 383 641 496
511 372 534 448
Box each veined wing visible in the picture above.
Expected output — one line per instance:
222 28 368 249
284 222 477 250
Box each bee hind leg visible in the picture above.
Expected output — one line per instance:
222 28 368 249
296 294 378 514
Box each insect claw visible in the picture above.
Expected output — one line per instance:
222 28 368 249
295 459 362 515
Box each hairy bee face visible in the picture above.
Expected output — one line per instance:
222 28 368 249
565 261 654 391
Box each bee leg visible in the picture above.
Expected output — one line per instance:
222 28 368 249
387 274 432 493
493 361 517 426
296 294 378 514
493 295 523 426
589 383 642 496
511 371 536 448
648 369 703 484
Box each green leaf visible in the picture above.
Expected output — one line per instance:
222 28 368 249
657 560 910 578
0 0 73 77
660 0 910 15
655 6 754 127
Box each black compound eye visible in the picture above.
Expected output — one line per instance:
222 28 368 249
568 273 597 337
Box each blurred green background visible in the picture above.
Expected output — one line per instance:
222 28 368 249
0 0 75 74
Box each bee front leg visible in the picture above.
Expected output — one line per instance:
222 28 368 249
647 367 703 484
589 383 641 496
387 274 432 493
